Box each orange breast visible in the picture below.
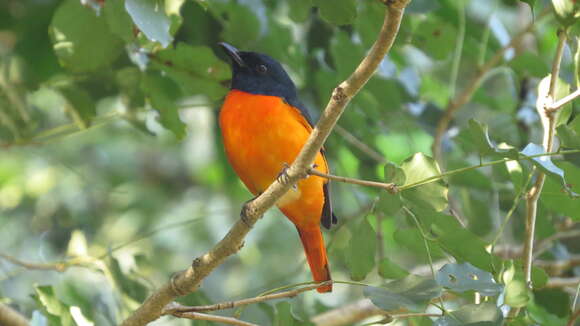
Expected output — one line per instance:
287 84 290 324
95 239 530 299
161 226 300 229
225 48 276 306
219 90 328 227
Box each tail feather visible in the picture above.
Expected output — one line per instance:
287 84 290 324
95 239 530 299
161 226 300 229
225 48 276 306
296 227 332 293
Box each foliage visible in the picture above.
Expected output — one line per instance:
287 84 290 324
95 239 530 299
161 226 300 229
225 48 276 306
0 0 579 325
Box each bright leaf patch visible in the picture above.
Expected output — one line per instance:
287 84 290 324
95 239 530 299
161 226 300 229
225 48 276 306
521 143 578 197
125 0 172 48
49 0 124 72
400 153 448 212
435 263 503 296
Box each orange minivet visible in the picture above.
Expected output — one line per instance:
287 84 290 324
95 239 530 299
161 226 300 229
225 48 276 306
218 43 337 293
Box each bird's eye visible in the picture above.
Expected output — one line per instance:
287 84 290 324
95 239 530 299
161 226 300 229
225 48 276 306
256 64 268 74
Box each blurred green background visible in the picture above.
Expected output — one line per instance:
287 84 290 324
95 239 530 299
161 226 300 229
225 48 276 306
0 0 579 325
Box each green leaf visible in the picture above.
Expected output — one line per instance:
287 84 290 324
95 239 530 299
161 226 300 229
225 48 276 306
312 0 357 25
531 266 549 289
407 0 440 14
345 216 377 281
104 0 134 42
505 280 531 308
289 0 312 22
141 72 186 139
378 258 409 279
210 2 261 46
108 256 149 302
521 143 578 197
410 207 498 272
384 162 406 185
413 17 456 60
49 0 124 72
157 43 231 81
556 116 580 149
58 85 97 129
510 52 550 78
468 119 519 159
364 275 442 312
540 161 580 220
400 153 448 212
330 31 365 80
434 303 503 326
534 288 571 318
435 263 503 296
394 227 446 261
528 299 569 325
33 285 74 326
274 302 314 326
125 0 172 47
377 191 402 216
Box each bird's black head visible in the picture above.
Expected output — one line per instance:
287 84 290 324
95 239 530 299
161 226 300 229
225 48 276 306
219 42 298 101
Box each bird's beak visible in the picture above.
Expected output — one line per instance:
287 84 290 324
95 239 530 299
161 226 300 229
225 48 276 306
219 42 246 67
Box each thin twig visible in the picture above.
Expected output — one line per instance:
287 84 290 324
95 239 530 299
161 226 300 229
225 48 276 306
522 28 568 288
120 2 411 325
547 88 580 112
170 311 258 326
163 283 326 314
546 276 580 289
308 169 397 193
0 252 67 272
334 125 386 163
311 299 383 326
534 229 580 259
568 308 580 326
535 255 580 276
308 149 580 193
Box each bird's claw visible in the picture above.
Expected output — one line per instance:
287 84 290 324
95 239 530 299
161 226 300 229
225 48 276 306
277 163 296 189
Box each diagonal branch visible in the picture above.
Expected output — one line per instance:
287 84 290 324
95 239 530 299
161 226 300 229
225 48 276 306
0 303 29 326
169 311 258 326
120 1 411 325
522 28 568 287
163 283 325 314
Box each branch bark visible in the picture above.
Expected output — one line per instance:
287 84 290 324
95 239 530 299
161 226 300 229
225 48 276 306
0 303 29 326
522 28 568 287
120 1 411 325
311 299 383 326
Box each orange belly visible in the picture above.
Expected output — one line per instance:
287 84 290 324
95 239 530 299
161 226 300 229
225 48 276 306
219 90 328 228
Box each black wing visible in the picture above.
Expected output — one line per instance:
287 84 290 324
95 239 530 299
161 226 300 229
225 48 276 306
288 97 338 229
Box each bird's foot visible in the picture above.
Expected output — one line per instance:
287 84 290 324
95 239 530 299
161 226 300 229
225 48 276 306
276 163 297 189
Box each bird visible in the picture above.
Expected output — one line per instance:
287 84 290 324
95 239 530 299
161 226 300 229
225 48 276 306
218 42 337 293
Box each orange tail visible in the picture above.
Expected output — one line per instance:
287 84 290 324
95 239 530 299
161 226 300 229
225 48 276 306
296 227 332 293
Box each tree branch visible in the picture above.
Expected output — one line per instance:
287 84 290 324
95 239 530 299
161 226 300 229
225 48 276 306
120 1 411 325
311 299 383 326
169 311 258 326
0 303 29 326
547 88 580 112
0 252 67 272
522 28 568 288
